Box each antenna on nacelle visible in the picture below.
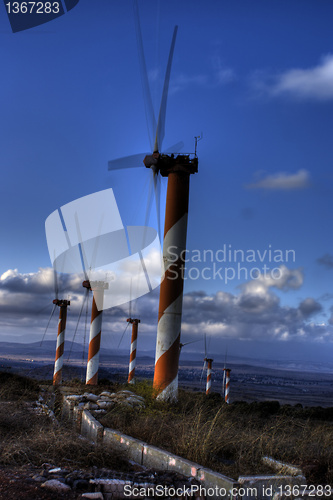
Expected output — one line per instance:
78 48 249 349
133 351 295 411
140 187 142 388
194 133 203 157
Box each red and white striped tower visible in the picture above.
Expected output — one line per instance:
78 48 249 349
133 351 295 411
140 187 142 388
151 156 198 401
53 299 70 385
85 280 109 385
205 358 213 395
127 318 140 384
224 368 231 404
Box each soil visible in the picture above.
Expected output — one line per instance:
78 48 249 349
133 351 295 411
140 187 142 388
0 466 77 499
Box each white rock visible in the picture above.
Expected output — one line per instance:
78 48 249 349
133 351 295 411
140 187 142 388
84 393 99 402
66 395 82 401
96 401 113 409
99 391 113 397
127 396 145 405
49 467 62 473
81 493 104 499
132 395 145 402
41 480 71 492
84 402 99 410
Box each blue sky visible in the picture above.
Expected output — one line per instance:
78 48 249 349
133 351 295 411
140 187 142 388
0 0 333 366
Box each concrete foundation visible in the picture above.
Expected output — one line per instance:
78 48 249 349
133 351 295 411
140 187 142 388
64 401 308 500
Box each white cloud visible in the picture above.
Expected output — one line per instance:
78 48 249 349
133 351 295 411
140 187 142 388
168 56 235 94
181 265 327 343
0 265 329 349
255 54 333 101
242 265 304 292
245 170 310 191
211 56 236 85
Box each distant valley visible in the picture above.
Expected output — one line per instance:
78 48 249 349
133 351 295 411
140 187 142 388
1 340 333 407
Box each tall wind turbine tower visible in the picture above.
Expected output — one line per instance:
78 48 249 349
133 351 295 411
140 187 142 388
151 156 197 401
53 298 70 385
127 317 140 384
108 3 198 401
83 279 109 385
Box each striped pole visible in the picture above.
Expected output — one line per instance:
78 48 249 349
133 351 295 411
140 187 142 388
53 299 70 385
224 368 231 404
85 281 108 385
127 318 140 384
205 358 213 395
153 166 193 401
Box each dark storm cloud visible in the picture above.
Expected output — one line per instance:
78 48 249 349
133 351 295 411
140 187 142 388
299 298 322 317
238 292 278 313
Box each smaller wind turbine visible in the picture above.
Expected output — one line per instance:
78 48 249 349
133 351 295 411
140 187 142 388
200 334 213 395
40 263 70 386
126 318 140 384
75 214 109 385
118 283 141 385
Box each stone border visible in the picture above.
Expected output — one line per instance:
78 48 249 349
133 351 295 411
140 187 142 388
63 401 307 500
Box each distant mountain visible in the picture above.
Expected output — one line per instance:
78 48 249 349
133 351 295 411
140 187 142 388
1 341 333 374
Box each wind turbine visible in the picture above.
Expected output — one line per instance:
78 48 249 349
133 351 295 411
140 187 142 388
75 214 109 385
53 299 70 386
118 282 141 385
108 2 198 401
40 263 70 386
200 334 213 395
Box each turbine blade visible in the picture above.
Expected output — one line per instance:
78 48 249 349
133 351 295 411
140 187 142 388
53 263 59 301
143 169 155 242
222 369 226 397
207 335 211 356
133 0 157 150
129 277 132 318
108 153 149 171
90 213 104 272
154 25 178 152
200 359 207 382
74 212 89 281
204 333 207 358
118 322 130 349
153 170 161 242
181 339 200 347
40 303 57 347
67 290 89 361
164 141 184 154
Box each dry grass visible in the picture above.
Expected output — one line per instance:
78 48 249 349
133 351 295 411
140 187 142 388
1 373 333 483
0 372 39 401
0 373 130 472
0 404 129 470
99 382 333 483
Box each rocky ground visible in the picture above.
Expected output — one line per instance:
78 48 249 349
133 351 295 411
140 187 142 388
0 463 202 499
